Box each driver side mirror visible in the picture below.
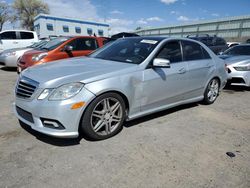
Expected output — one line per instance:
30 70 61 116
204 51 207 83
153 58 170 68
63 45 73 52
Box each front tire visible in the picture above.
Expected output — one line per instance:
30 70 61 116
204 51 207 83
80 93 126 140
203 78 220 105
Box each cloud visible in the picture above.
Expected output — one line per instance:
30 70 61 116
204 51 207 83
106 18 133 26
106 18 134 34
212 13 219 17
170 11 179 15
177 16 189 21
177 15 199 22
44 0 99 21
147 17 164 22
44 0 133 35
160 0 178 5
137 19 148 25
110 10 123 14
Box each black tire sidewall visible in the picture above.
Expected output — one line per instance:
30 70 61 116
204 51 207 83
80 92 126 140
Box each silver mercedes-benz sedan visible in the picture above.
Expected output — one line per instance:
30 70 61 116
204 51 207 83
14 37 227 140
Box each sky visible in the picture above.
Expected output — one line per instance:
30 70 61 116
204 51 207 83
3 0 250 34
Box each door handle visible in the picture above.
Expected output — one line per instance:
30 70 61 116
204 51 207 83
13 41 18 44
178 68 186 74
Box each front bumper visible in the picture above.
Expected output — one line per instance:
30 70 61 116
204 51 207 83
14 87 96 138
0 55 18 67
228 66 250 87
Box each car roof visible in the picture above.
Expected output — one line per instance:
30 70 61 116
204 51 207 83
232 44 250 47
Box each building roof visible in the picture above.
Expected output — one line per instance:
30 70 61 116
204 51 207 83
136 15 250 32
34 14 109 27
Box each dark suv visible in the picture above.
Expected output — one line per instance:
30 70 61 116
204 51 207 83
187 34 228 54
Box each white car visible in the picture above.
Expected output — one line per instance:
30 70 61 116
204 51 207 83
0 30 39 53
0 40 48 67
219 44 250 87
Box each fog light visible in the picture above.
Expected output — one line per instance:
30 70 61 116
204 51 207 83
41 118 65 130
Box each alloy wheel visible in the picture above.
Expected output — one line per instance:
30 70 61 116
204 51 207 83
91 97 123 136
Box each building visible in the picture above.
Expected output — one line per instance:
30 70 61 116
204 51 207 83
134 15 250 42
34 14 110 38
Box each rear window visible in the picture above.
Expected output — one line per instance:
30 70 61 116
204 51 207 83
182 40 211 61
0 31 17 40
20 32 34 39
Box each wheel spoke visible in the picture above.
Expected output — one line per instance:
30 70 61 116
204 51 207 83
111 102 121 113
112 114 122 122
93 120 105 132
105 121 111 134
92 110 104 119
103 98 111 111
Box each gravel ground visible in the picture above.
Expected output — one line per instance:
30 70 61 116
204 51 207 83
0 66 249 188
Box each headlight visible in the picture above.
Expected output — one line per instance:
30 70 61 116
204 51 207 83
3 52 16 57
38 89 52 100
32 52 48 62
48 83 84 101
234 64 250 71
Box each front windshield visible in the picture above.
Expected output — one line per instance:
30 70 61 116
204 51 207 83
89 38 160 64
29 40 48 48
223 45 250 56
39 37 69 51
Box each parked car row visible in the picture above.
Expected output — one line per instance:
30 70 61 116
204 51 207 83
0 29 248 140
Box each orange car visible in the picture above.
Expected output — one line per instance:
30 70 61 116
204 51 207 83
17 36 106 72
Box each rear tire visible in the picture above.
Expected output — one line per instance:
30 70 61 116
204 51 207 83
203 78 220 105
80 93 126 140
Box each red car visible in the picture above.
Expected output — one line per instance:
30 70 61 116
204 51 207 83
18 36 106 72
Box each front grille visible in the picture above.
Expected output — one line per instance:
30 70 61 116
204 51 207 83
16 106 34 123
16 76 39 99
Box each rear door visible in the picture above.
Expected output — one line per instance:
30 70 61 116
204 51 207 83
17 31 36 48
0 31 18 51
181 40 214 99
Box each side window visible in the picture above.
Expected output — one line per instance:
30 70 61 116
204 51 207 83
0 31 17 40
20 32 34 39
98 30 104 36
201 47 211 59
75 27 81 34
182 40 204 61
156 41 182 63
63 25 69 33
87 28 93 35
46 23 53 31
67 38 98 51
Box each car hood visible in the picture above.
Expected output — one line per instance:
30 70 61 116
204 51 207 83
0 47 29 56
218 55 250 65
21 57 138 88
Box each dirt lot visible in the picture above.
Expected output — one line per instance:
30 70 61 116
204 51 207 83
0 66 249 188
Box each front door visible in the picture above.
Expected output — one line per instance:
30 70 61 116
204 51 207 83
141 40 189 111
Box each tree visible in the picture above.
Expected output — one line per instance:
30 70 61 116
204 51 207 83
135 27 142 31
0 2 10 31
12 0 49 30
